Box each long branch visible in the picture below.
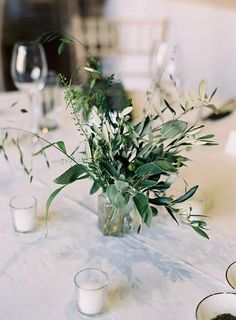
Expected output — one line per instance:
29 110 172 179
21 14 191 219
0 127 80 165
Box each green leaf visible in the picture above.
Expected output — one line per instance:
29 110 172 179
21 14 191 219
191 226 209 239
106 184 118 205
137 144 152 158
133 193 152 227
115 180 129 192
134 121 145 136
62 36 73 44
151 206 158 216
174 185 198 203
106 184 126 208
54 164 88 184
140 119 153 137
57 141 67 154
115 193 126 208
149 173 161 182
209 87 217 101
46 185 65 220
155 160 176 173
90 78 96 89
165 206 179 225
33 141 65 156
199 80 206 101
142 180 157 189
149 197 173 205
90 181 100 194
161 120 187 139
198 134 215 140
190 220 208 228
163 99 176 115
135 163 162 177
134 116 151 136
58 42 65 55
57 37 73 55
101 160 119 178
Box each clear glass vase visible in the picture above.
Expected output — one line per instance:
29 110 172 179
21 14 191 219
98 193 138 236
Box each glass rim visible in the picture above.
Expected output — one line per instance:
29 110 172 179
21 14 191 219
74 268 108 291
195 291 236 319
9 194 37 210
226 261 236 289
13 41 43 48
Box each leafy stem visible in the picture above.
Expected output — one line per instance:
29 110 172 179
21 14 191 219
0 127 80 166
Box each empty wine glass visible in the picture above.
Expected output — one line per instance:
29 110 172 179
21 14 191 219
11 41 48 132
148 41 182 109
149 40 168 82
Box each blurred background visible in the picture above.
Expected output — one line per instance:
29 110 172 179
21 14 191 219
0 0 236 99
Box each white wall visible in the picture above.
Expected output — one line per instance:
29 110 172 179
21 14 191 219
104 0 236 99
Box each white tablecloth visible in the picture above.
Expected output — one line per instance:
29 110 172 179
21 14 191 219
0 91 236 320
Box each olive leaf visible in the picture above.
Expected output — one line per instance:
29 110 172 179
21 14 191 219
90 181 101 194
173 185 198 203
161 120 187 139
199 80 206 101
46 185 66 219
133 193 152 227
54 164 88 184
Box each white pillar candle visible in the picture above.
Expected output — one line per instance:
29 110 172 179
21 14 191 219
10 194 37 233
74 268 108 316
13 209 35 232
77 282 107 315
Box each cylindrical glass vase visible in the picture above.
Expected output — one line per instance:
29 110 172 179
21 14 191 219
98 193 138 236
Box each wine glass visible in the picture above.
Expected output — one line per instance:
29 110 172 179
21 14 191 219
11 41 48 132
149 40 168 83
148 41 182 108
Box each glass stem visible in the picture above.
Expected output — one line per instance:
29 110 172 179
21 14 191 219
28 92 37 133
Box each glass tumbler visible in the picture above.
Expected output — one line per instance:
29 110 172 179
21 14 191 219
39 70 60 132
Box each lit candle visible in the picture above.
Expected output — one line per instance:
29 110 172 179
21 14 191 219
74 268 108 316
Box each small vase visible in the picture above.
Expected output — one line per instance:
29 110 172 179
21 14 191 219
98 193 138 236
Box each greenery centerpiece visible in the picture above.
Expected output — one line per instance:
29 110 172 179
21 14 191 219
1 38 217 238
45 57 217 237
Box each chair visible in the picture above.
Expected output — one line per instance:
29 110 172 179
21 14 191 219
0 0 5 91
69 16 169 90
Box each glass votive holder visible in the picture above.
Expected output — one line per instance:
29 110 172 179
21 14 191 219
39 70 60 133
10 194 37 233
226 261 236 289
195 292 236 319
74 268 109 316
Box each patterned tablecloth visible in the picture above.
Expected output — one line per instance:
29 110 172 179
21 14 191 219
0 91 236 320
